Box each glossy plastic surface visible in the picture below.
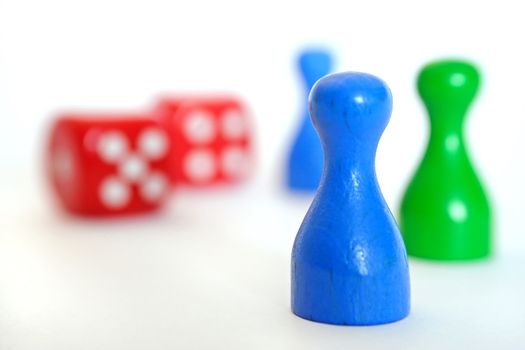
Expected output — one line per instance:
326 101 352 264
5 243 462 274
286 49 332 191
400 60 492 260
291 72 411 325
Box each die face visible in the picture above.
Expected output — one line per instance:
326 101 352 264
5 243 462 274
47 115 171 216
156 97 253 186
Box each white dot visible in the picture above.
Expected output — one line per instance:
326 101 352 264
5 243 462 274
221 109 246 139
184 150 216 182
138 127 169 160
450 73 466 87
448 200 468 223
221 146 250 178
352 245 369 276
140 172 168 202
445 135 460 152
97 131 128 163
353 95 365 104
99 177 130 209
119 154 148 182
183 111 216 143
53 148 75 183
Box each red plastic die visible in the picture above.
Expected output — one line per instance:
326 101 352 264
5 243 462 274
155 97 253 186
47 114 171 216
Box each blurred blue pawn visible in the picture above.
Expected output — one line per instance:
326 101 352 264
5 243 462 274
286 49 333 191
291 72 410 325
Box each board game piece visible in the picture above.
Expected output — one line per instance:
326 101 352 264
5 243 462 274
291 72 411 325
400 59 492 260
155 97 253 186
47 114 171 216
286 49 332 191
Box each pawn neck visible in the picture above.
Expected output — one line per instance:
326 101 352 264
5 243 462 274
322 142 378 190
426 109 469 159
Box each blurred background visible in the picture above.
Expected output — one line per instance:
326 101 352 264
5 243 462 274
1 0 524 349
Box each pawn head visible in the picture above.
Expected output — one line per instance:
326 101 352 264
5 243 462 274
298 49 333 88
417 59 480 116
309 72 393 152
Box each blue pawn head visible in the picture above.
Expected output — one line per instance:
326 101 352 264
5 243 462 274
309 72 393 158
298 49 333 88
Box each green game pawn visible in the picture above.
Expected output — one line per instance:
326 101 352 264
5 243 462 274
400 59 492 261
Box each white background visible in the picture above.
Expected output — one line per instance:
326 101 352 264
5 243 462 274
0 0 524 349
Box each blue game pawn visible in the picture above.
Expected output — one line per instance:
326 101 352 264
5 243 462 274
286 49 332 191
291 72 410 325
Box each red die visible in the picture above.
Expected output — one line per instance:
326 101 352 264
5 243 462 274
46 114 171 216
156 97 253 186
